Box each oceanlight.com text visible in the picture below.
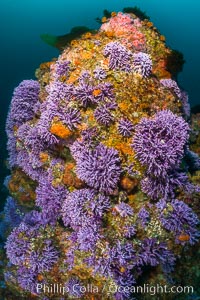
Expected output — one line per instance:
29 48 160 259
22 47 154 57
36 283 194 296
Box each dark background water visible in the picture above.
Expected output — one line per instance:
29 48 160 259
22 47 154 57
0 0 200 208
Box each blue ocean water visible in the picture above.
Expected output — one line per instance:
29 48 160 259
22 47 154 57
0 0 200 196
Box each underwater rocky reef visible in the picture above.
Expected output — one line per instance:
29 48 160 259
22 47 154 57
0 11 200 300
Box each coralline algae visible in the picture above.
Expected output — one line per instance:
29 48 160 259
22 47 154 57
1 11 200 300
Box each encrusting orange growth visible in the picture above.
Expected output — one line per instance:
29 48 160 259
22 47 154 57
13 125 18 132
81 51 93 60
8 181 18 193
92 89 102 97
131 96 138 102
63 163 84 188
160 35 166 41
50 122 73 139
70 40 78 46
120 266 126 273
115 141 134 156
40 61 53 70
39 152 49 163
118 102 130 112
111 12 117 17
101 17 107 23
8 169 36 206
152 59 171 79
37 274 44 282
146 21 153 28
105 31 114 38
177 233 190 242
77 122 88 131
67 72 79 83
120 176 138 192
152 67 171 79
83 32 92 39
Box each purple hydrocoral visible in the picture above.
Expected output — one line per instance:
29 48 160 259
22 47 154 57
133 52 152 78
185 150 200 171
6 221 59 281
75 73 115 106
16 240 58 293
17 152 39 179
70 139 86 161
62 188 109 228
15 148 45 181
123 225 136 238
17 122 49 157
62 189 95 228
81 127 99 147
17 122 33 143
180 90 190 119
113 202 134 217
156 199 200 245
118 118 134 137
132 110 190 177
64 245 77 271
75 75 115 108
73 143 122 194
16 123 55 176
168 169 200 194
141 175 169 200
4 14 200 297
0 197 24 240
6 80 40 127
36 104 60 145
46 81 74 104
18 123 45 152
137 238 176 272
62 189 107 251
4 197 24 228
141 169 199 200
28 239 59 272
78 70 91 84
94 105 114 125
25 139 47 166
60 107 81 130
65 277 83 298
5 222 34 265
88 193 111 217
17 132 43 180
160 78 181 98
17 266 38 293
23 210 47 227
16 127 45 170
36 175 68 224
6 135 18 168
93 67 107 80
74 82 96 107
6 80 40 167
103 41 133 72
77 222 101 251
55 59 71 77
137 207 150 227
37 125 59 146
114 271 136 300
87 241 136 286
94 82 116 102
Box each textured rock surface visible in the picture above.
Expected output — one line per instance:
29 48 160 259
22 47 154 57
1 11 200 300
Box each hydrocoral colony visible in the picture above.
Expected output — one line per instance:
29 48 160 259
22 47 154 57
1 11 200 300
